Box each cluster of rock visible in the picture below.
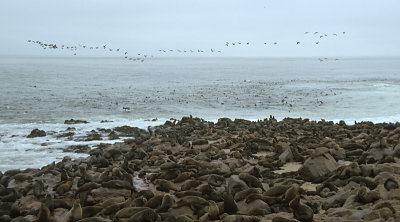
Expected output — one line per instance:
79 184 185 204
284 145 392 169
2 116 400 221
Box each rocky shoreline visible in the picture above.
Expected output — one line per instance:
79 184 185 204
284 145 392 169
1 116 400 222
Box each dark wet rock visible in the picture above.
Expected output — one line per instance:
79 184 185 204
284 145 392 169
63 145 90 153
57 132 75 138
108 131 119 140
27 129 46 138
113 125 147 137
85 131 103 141
64 119 89 124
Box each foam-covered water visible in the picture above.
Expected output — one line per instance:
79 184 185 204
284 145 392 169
1 56 399 171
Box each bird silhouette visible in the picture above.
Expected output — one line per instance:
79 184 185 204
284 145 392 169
296 42 300 44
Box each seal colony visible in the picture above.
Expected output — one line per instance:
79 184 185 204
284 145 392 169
1 116 400 221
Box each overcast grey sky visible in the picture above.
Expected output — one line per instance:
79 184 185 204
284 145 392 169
1 0 399 57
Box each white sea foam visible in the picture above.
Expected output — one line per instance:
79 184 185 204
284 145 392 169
0 118 166 172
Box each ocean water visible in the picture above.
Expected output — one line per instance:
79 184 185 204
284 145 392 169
0 56 400 171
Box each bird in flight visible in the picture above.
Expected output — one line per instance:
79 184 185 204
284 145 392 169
304 32 309 34
274 42 278 45
296 42 300 45
315 42 319 44
333 33 338 36
314 32 318 35
343 32 346 34
225 42 229 46
103 45 107 49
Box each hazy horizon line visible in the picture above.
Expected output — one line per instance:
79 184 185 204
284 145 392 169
1 55 400 59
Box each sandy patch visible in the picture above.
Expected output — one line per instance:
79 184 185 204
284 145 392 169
301 182 318 192
273 162 303 174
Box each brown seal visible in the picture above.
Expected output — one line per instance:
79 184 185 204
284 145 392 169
157 194 175 212
223 193 238 215
126 208 158 222
289 196 313 222
65 199 82 221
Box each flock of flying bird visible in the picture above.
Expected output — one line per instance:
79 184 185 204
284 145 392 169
27 40 150 62
225 31 345 47
27 31 346 62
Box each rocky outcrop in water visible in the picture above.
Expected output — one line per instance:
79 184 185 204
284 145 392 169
27 129 46 138
64 119 89 124
2 116 400 221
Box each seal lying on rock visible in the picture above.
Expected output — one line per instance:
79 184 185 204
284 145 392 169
157 194 175 213
239 173 264 190
126 208 158 222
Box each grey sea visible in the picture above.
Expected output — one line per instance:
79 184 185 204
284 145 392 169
1 56 399 171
